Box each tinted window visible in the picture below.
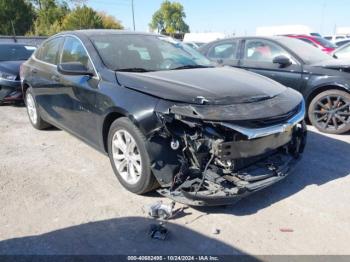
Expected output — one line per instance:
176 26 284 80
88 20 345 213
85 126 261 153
208 41 237 59
90 35 211 71
244 39 295 63
37 38 63 64
298 38 318 47
0 44 36 61
61 37 93 70
315 37 336 48
324 36 332 40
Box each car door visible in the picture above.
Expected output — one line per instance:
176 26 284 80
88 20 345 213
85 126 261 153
57 36 100 146
30 36 66 126
205 39 240 66
239 39 303 90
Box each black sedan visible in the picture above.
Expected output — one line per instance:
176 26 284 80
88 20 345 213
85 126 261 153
199 36 350 134
0 43 36 104
21 30 306 206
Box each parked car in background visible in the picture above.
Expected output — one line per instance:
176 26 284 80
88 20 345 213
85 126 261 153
333 42 350 59
0 43 36 104
200 36 350 134
20 30 306 206
286 34 336 54
335 39 350 47
310 32 322 37
183 41 205 49
324 35 349 43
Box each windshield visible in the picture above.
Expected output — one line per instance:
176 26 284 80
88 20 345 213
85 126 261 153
90 34 212 72
278 37 333 64
0 44 36 61
314 37 337 48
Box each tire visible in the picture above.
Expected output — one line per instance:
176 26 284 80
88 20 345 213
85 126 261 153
107 117 158 194
25 89 51 130
308 89 350 134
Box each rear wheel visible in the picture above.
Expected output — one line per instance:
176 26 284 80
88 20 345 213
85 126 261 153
308 90 350 134
107 117 158 194
25 89 51 130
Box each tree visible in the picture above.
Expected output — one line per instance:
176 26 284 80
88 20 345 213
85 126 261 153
150 0 189 35
61 5 103 30
31 0 70 35
0 0 35 35
99 12 124 30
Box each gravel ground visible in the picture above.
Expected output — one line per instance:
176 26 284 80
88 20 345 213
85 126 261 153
0 105 349 255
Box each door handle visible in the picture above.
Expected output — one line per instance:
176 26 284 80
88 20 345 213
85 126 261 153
51 75 60 82
31 68 37 74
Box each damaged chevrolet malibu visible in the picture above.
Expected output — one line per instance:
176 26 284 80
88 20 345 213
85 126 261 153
21 30 307 206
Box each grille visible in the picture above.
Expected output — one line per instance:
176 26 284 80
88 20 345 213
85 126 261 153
232 103 301 128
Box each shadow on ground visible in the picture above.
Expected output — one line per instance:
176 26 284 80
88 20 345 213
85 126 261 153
195 129 350 216
0 217 253 256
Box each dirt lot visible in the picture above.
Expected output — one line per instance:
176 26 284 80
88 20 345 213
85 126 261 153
0 105 349 255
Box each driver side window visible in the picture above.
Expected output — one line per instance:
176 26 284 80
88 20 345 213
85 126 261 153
61 37 93 71
244 39 295 64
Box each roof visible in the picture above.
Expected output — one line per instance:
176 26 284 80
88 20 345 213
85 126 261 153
56 29 160 38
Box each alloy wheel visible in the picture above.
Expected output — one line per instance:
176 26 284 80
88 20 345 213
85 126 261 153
111 129 142 185
312 94 350 131
26 93 38 125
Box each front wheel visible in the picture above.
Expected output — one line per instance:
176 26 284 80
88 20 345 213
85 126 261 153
107 117 158 194
308 89 350 134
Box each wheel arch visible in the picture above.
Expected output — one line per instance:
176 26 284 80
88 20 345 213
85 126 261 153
305 84 350 108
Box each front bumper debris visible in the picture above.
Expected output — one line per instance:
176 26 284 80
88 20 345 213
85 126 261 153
157 152 298 206
150 100 307 206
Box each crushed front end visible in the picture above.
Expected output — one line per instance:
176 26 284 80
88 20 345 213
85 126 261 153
148 98 307 206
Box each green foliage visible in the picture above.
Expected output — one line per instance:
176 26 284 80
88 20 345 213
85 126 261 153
0 0 35 35
0 0 124 36
61 5 103 30
31 0 70 35
150 0 189 34
99 12 124 30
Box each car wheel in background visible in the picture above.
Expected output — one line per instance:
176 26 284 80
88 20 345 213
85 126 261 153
107 117 158 194
308 89 350 134
25 89 51 130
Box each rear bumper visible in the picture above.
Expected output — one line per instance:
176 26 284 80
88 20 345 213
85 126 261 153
0 79 22 102
157 152 300 206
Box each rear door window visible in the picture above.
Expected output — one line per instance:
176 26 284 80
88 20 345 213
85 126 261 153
208 41 238 59
36 37 63 65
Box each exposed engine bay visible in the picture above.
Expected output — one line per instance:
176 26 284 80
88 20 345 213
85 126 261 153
147 101 307 206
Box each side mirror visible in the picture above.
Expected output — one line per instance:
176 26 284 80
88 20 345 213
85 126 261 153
273 55 292 67
57 62 94 76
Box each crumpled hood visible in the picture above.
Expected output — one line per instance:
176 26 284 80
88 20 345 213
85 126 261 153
311 58 350 70
116 67 287 105
0 60 24 76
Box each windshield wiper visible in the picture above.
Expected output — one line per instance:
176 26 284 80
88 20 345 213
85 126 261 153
170 65 212 70
116 68 152 72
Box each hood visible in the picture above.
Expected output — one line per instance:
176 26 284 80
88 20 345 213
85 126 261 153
116 67 287 105
0 60 24 75
311 58 350 70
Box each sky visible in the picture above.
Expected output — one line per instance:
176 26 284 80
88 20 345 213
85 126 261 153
86 0 350 36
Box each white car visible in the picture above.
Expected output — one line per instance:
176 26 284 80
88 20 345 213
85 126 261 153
324 35 349 43
332 42 350 59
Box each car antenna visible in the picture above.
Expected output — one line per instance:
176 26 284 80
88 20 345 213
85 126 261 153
10 20 17 43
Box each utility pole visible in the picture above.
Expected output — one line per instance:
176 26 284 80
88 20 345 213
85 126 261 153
131 0 136 31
